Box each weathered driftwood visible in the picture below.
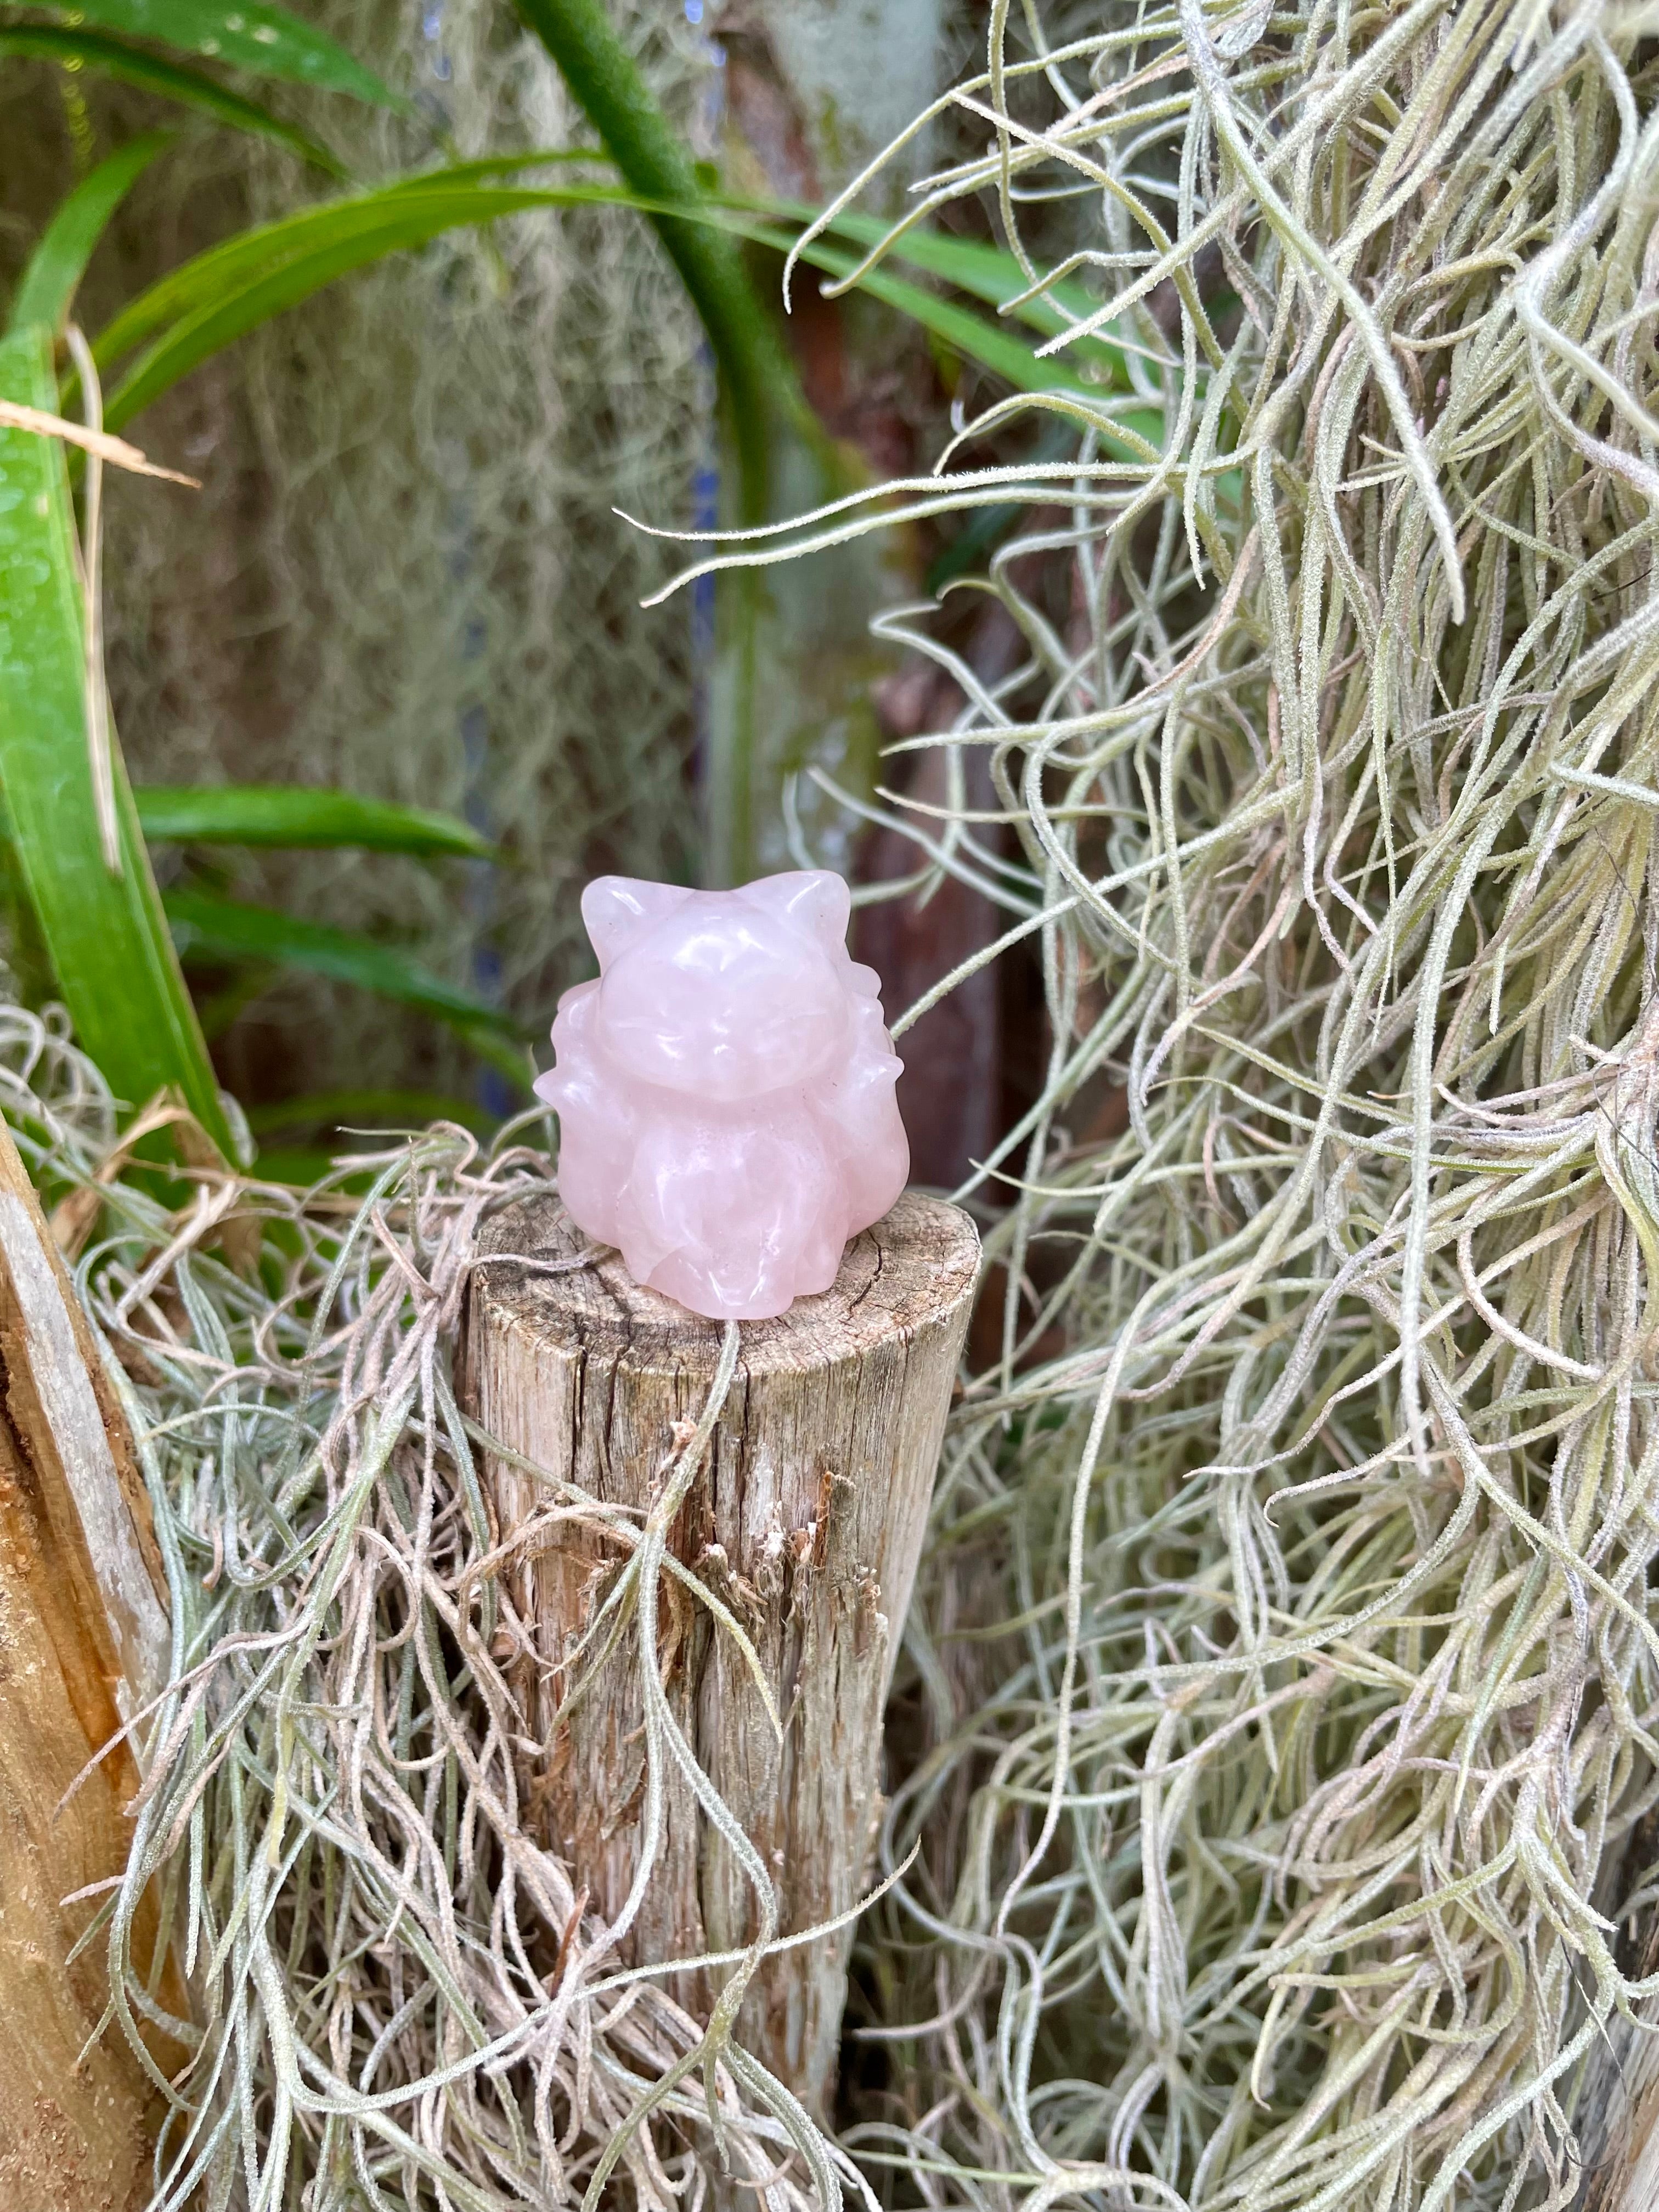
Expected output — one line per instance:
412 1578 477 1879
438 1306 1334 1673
0 1115 173 2210
462 1189 978 2114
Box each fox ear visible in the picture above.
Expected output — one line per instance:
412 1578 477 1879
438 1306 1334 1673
741 870 851 949
582 877 692 967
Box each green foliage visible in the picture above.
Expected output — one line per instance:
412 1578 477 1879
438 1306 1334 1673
749 195 1133 385
22 155 1091 438
0 120 517 1111
92 176 662 430
7 133 174 337
162 887 524 1056
0 27 346 173
0 328 233 1150
74 133 1088 889
0 4 1132 1130
752 219 1142 414
41 0 398 104
240 1141 383 1186
242 1086 496 1137
135 784 493 857
509 0 806 523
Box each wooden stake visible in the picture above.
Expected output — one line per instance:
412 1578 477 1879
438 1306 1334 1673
463 1189 978 2114
0 1115 174 2210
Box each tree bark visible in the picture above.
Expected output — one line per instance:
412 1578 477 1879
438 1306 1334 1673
462 1189 977 2115
0 1115 173 2210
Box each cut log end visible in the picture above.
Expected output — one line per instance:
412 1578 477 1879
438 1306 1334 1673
463 1188 979 2117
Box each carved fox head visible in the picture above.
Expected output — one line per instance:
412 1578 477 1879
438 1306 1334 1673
580 871 859 1102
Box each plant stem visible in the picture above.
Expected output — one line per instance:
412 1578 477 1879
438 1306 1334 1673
512 0 805 527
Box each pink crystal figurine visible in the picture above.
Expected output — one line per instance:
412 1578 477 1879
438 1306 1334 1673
536 871 910 1321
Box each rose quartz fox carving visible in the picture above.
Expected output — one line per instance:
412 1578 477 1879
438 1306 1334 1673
535 871 910 1321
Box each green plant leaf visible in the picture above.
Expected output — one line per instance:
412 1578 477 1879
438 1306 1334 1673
89 173 695 380
93 178 637 426
510 0 814 523
735 195 1131 385
0 27 346 174
243 1087 495 1136
0 326 234 1151
450 155 1130 379
92 169 1146 442
381 148 611 187
8 131 174 338
136 784 493 857
406 0 827 893
162 887 520 1037
80 158 1121 890
249 1141 383 1187
749 222 1165 442
802 236 1101 399
48 0 398 105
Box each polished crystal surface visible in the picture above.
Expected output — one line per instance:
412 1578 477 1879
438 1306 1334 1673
535 871 910 1320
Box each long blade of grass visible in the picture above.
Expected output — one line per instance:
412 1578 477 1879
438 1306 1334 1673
92 182 642 428
444 154 1132 376
734 194 1131 382
92 180 557 366
135 785 493 858
0 27 346 174
0 328 232 1150
55 0 397 105
81 160 1099 898
247 1142 392 1186
60 325 119 872
508 0 811 521
759 224 1126 405
8 132 174 338
162 888 520 1038
242 1087 495 1137
503 0 840 895
92 174 1114 436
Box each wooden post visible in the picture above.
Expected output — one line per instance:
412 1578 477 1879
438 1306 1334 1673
463 1189 978 2113
0 1115 174 2210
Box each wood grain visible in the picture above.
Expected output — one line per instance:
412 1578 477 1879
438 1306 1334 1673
0 1116 171 2210
462 1189 978 2114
